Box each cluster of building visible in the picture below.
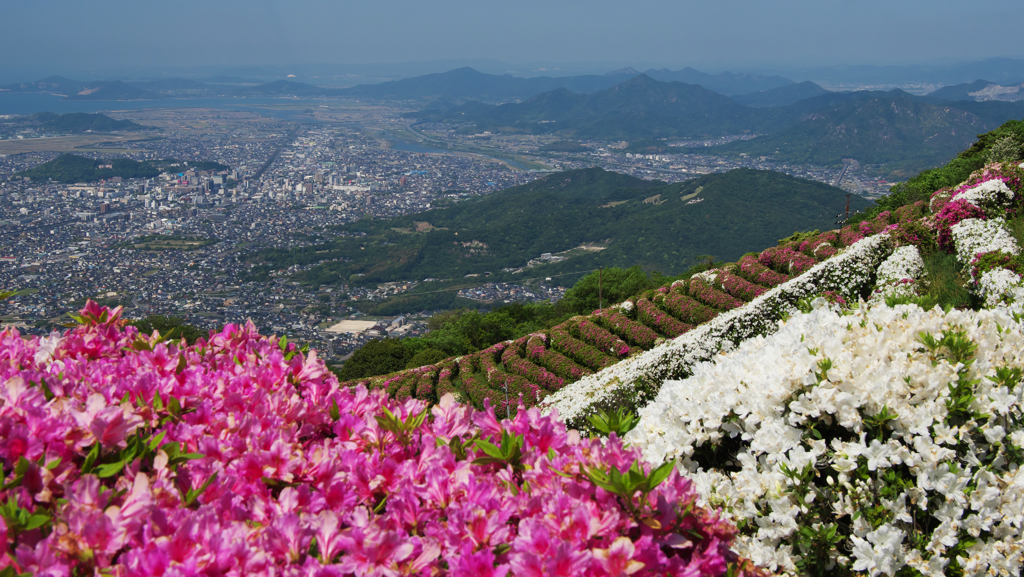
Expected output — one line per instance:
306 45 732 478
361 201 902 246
0 104 893 367
457 282 567 304
0 114 547 364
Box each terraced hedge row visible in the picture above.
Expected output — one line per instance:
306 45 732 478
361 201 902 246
339 203 927 415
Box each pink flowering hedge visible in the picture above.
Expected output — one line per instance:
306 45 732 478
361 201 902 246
526 335 592 381
712 272 766 303
635 299 691 338
0 302 766 577
548 328 617 372
593 310 660 349
657 292 719 325
934 199 987 251
502 351 565 393
684 279 745 311
566 318 630 358
735 256 788 287
758 247 816 276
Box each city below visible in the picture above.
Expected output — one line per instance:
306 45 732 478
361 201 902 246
0 101 888 365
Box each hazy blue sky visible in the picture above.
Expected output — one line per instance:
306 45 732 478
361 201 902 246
4 0 1021 74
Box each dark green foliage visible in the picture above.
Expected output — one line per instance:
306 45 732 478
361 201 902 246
128 315 206 346
405 348 449 369
26 112 153 132
587 408 639 438
560 266 658 313
1008 214 1024 248
334 338 414 381
405 309 516 356
17 154 160 183
256 167 866 300
875 119 1024 214
539 140 588 152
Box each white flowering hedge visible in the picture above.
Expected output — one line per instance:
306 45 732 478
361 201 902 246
625 300 1024 576
541 234 893 425
870 245 926 302
950 218 1020 266
949 216 1024 306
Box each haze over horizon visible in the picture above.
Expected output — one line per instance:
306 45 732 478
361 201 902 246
3 0 1023 82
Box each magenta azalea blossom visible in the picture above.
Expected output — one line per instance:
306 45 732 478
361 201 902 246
0 303 769 577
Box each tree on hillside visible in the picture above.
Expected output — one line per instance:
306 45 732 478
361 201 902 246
559 266 658 313
334 338 413 381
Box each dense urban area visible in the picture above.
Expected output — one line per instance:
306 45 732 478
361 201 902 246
0 103 890 365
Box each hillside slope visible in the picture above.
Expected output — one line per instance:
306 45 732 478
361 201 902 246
715 90 1024 175
413 74 770 138
250 168 867 288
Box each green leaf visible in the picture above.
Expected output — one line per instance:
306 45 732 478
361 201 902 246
24 512 51 531
168 396 182 417
329 398 340 422
95 460 127 478
175 354 187 375
647 460 675 490
82 444 100 474
148 431 167 451
39 378 55 401
185 472 218 507
474 439 506 461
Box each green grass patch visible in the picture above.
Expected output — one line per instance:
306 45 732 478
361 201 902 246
122 235 218 251
923 252 976 310
1007 215 1024 248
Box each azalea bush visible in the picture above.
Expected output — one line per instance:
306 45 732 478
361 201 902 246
0 302 766 577
869 246 926 302
543 234 893 426
548 327 617 372
626 300 1024 576
526 334 593 381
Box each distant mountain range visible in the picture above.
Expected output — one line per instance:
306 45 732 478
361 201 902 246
0 66 796 104
927 80 1024 102
0 76 160 100
7 67 1024 175
731 81 831 108
412 74 1024 175
412 75 771 139
715 90 1024 176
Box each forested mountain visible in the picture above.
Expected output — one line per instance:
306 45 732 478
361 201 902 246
3 112 154 133
715 90 1024 175
17 154 161 183
32 112 153 132
731 81 831 108
336 67 636 102
927 79 995 101
248 167 868 289
412 74 767 138
643 67 793 95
